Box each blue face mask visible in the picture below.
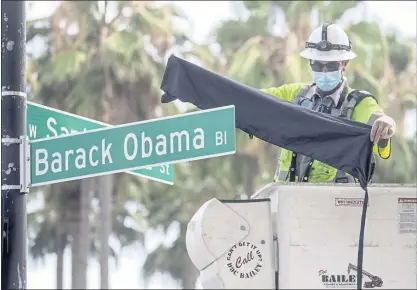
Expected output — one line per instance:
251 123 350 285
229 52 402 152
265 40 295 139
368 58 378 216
313 70 342 92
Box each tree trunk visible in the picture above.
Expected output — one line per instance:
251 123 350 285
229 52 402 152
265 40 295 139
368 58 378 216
98 7 115 287
54 182 67 290
68 184 82 289
71 222 83 289
70 179 93 289
98 175 114 289
56 233 65 289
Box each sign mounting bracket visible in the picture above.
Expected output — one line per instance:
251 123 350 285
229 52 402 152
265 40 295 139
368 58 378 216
20 135 31 192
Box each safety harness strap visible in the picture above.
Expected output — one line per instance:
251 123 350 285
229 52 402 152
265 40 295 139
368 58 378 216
340 90 378 118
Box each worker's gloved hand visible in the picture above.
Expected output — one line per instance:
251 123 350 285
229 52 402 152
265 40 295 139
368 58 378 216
370 115 396 144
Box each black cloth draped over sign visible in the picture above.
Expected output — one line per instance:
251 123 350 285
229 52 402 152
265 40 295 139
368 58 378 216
160 54 374 189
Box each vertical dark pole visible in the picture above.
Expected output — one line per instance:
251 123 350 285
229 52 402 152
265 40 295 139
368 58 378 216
1 1 27 289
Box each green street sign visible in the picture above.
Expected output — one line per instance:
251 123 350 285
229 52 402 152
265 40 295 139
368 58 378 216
27 102 174 185
29 105 236 187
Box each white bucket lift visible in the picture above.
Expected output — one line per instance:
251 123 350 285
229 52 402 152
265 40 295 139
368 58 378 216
186 183 417 289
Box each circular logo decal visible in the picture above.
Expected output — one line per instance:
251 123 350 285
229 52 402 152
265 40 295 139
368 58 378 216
226 241 263 279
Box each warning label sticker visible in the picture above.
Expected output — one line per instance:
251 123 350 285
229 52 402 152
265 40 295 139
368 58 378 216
335 198 368 207
398 198 417 234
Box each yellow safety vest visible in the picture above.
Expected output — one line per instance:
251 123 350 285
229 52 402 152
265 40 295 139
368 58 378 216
261 83 391 183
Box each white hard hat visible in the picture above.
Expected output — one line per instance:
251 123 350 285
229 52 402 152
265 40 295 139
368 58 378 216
300 23 357 62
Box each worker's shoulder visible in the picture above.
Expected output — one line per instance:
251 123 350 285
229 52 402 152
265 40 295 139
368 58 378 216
346 87 379 105
346 87 383 118
260 83 307 101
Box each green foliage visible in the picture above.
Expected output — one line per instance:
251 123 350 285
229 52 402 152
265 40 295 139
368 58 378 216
387 34 412 74
318 1 357 23
50 50 87 81
142 224 196 288
243 0 272 13
104 31 139 60
215 17 270 54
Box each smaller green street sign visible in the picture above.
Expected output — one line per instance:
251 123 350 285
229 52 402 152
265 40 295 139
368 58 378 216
27 102 174 185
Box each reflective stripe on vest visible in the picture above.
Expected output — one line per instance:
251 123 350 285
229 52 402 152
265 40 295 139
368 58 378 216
276 170 289 181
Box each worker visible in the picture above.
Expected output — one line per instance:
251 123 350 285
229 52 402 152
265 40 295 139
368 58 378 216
262 23 396 183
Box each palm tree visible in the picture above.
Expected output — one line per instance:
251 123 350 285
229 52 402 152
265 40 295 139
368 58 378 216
27 0 190 288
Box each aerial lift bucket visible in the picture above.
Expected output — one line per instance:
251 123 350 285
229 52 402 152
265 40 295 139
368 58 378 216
186 183 417 289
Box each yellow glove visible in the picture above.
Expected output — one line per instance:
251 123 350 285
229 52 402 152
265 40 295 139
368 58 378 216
370 115 396 144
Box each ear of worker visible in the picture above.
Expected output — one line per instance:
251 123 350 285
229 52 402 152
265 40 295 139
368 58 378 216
160 54 373 189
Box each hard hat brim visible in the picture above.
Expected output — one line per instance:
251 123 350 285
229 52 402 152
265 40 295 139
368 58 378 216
300 48 357 61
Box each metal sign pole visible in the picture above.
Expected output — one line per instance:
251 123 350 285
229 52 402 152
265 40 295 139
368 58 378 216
1 1 28 289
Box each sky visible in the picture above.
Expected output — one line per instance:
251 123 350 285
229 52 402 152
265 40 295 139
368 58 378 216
20 0 417 289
